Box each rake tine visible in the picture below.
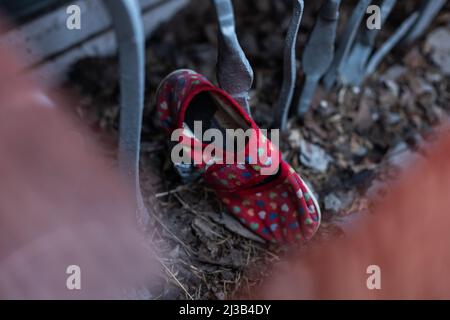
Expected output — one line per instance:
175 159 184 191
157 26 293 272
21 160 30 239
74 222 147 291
401 0 447 46
273 0 304 130
103 0 148 227
322 0 372 90
213 0 254 116
366 12 419 76
296 76 320 118
341 0 396 86
296 0 341 118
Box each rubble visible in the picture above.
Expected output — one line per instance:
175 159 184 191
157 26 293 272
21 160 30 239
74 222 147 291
424 27 450 75
299 140 332 173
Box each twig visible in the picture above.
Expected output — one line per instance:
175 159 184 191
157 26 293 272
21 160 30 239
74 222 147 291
156 255 194 300
155 184 191 198
147 206 194 255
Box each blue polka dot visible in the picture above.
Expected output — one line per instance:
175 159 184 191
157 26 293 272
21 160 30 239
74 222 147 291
298 207 305 215
262 227 270 235
241 171 251 178
289 222 299 229
269 212 278 220
256 200 265 208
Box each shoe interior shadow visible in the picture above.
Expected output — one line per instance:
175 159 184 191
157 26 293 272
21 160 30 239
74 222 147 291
183 91 280 186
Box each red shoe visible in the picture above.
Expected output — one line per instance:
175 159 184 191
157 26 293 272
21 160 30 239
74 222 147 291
155 69 320 244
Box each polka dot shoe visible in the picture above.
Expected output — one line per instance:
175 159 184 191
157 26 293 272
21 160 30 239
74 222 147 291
155 69 321 244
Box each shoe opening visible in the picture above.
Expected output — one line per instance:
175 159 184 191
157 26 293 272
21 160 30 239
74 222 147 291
184 91 251 153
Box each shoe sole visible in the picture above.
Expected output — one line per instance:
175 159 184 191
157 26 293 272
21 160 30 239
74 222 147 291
299 176 322 231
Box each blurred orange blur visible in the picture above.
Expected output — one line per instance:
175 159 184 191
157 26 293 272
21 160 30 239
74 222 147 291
0 25 158 299
257 130 450 299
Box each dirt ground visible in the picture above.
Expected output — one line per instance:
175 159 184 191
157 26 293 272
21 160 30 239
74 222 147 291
66 0 450 299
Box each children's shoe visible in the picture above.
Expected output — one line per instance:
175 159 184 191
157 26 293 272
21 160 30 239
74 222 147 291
155 69 321 244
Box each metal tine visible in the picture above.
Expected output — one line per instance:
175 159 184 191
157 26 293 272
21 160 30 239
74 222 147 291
322 0 372 90
341 0 396 86
401 0 447 46
366 12 419 76
213 0 254 116
103 0 148 227
273 0 304 130
296 0 341 118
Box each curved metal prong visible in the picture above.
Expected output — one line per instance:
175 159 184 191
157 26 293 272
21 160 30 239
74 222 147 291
296 0 341 117
297 75 320 117
103 0 148 227
366 12 419 76
322 0 371 90
341 0 396 86
273 0 304 131
213 0 254 115
401 0 446 46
